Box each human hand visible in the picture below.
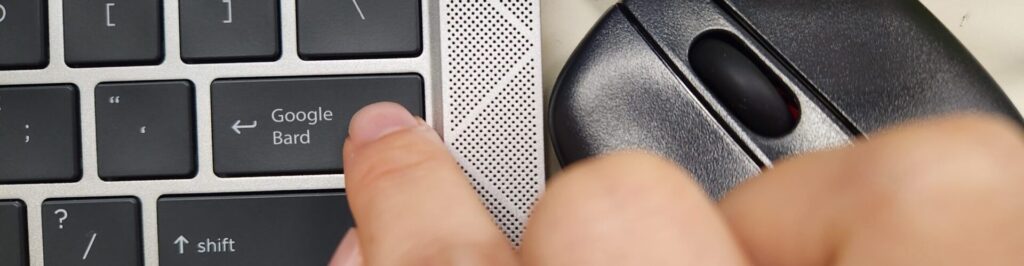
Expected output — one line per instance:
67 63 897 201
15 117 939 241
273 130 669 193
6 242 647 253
329 102 1024 265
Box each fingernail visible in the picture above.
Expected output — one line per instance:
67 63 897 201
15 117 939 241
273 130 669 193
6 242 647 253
329 228 364 266
348 102 419 144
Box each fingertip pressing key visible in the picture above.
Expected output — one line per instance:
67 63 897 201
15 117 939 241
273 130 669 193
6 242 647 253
328 229 363 266
341 102 518 265
347 102 421 145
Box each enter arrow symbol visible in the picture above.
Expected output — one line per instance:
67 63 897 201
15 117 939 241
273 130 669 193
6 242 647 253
174 235 189 254
232 120 258 134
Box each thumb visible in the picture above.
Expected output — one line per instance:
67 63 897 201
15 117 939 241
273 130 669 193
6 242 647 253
339 102 517 265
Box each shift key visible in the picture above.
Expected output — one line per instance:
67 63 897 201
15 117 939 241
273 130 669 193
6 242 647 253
211 75 423 177
158 192 354 265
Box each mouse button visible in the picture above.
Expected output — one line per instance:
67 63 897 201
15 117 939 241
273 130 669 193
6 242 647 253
550 7 760 198
688 31 798 137
620 0 734 65
720 0 1021 132
622 0 851 162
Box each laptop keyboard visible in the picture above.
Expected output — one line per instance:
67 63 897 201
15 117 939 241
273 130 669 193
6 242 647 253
0 0 433 265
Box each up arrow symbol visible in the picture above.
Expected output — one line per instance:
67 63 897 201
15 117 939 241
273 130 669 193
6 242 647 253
174 235 190 254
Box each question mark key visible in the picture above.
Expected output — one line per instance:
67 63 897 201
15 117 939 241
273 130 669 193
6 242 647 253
41 198 142 265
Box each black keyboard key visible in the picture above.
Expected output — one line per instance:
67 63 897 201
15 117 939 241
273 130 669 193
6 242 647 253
95 81 196 180
297 0 421 59
0 85 81 183
0 201 28 266
42 198 142 266
63 0 163 67
211 75 423 177
0 0 48 69
179 0 280 63
158 192 353 266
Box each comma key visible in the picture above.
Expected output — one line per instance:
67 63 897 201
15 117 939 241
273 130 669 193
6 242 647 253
95 81 197 181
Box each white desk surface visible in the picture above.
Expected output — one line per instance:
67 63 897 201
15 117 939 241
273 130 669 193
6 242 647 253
541 0 1024 109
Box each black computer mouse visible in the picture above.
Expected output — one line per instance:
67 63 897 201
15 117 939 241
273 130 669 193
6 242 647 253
549 0 1022 199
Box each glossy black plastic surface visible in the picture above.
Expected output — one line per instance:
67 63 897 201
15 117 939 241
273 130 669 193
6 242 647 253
550 8 758 198
722 0 1021 133
550 0 1021 197
619 0 852 165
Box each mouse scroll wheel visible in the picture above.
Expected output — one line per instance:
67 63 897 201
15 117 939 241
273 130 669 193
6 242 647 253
689 33 799 137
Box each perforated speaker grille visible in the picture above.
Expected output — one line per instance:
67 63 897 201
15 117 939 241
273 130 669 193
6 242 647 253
440 0 545 245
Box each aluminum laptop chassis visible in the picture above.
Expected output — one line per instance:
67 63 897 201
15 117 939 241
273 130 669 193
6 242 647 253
0 0 545 264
